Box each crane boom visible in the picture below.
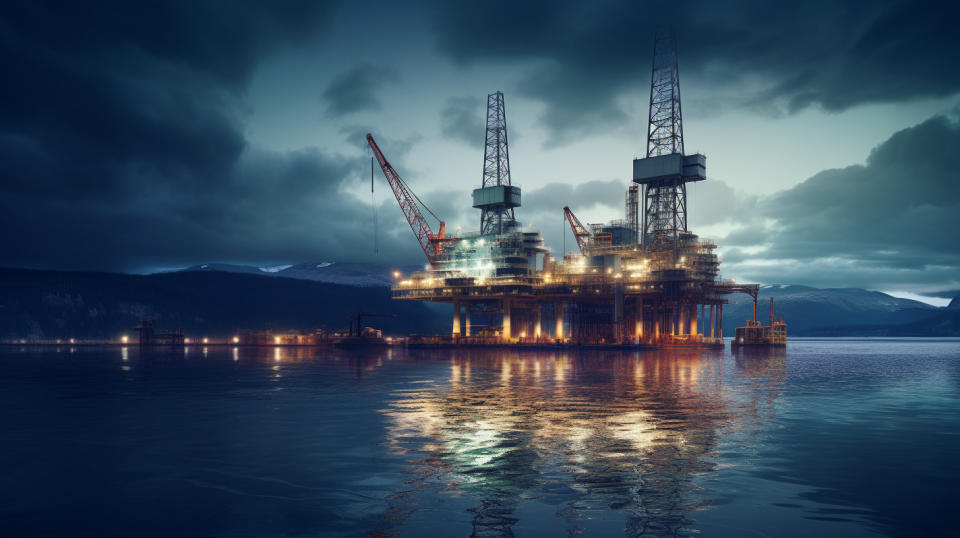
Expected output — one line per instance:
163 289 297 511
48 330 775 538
367 133 452 263
563 206 592 254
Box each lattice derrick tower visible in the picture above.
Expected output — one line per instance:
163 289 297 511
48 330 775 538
480 91 514 235
640 30 691 251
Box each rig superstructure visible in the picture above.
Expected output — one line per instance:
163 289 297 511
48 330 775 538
369 32 769 347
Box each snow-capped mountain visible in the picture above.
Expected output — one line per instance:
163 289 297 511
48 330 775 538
724 284 939 335
181 261 421 287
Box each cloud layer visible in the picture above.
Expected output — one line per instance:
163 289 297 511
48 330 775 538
427 0 960 144
322 64 399 117
717 111 960 293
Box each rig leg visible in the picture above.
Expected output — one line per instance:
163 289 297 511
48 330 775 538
554 302 564 341
534 303 542 340
718 304 723 339
654 304 661 342
636 299 644 342
710 305 717 338
452 299 461 338
503 297 512 342
465 303 471 337
690 303 698 337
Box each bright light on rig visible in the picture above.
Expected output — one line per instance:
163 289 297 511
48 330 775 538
120 335 129 344
232 336 239 344
274 336 282 345
393 271 401 279
202 337 209 344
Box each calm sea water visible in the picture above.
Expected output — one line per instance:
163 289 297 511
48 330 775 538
1 339 957 537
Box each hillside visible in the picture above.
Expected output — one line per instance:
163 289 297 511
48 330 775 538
180 261 422 288
721 285 947 336
0 268 446 340
1 267 956 339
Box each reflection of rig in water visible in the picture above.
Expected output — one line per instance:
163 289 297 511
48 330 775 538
376 350 728 536
370 32 781 348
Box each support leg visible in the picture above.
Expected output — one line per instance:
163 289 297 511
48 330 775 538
503 297 512 341
535 303 542 340
636 299 644 341
452 300 460 338
554 302 564 341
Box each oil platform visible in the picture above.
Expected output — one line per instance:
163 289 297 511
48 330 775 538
368 32 768 348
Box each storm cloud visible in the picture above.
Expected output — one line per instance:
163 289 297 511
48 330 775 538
426 0 960 144
322 64 399 117
440 96 485 149
718 110 960 293
0 1 424 271
0 0 957 297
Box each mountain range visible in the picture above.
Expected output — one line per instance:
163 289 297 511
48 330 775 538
0 263 957 339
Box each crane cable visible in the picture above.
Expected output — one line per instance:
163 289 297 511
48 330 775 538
408 184 442 226
371 155 378 255
370 144 442 229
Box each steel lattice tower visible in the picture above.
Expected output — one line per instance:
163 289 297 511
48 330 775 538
634 30 704 251
480 91 515 235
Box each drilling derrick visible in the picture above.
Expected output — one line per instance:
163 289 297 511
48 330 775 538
382 41 773 349
474 91 521 235
634 31 706 251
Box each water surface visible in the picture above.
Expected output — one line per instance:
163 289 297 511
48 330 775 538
2 339 957 536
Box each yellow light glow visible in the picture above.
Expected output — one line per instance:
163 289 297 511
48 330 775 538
393 271 401 279
120 335 129 344
202 337 209 344
184 338 191 344
232 336 239 344
274 336 281 344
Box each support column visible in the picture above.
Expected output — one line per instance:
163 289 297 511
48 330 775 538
452 299 461 338
635 299 644 341
679 305 687 335
465 303 472 337
654 306 661 341
534 303 542 340
554 302 564 341
503 297 512 341
689 303 698 337
710 305 717 338
718 304 723 338
614 283 624 344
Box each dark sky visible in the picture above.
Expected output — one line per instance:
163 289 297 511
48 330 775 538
1 1 958 300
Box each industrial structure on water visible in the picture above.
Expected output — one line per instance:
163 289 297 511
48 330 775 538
367 32 782 348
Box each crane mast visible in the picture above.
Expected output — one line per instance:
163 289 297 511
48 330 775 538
366 133 452 263
563 206 592 255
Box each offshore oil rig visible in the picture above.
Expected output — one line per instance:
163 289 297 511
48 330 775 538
368 32 772 348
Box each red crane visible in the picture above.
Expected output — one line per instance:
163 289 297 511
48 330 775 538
563 206 592 255
367 133 455 263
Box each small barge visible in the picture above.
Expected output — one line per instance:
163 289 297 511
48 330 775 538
732 297 786 348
